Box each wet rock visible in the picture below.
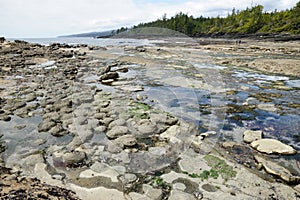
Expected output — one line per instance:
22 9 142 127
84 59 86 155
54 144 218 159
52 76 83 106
243 130 262 143
108 119 126 129
94 126 107 134
257 104 277 112
254 155 300 183
114 135 137 147
53 150 86 168
107 142 123 153
222 141 240 148
38 119 56 132
100 72 119 81
95 113 106 120
250 139 297 155
117 85 144 92
169 190 195 200
137 120 157 136
49 124 69 137
100 117 114 126
106 126 128 139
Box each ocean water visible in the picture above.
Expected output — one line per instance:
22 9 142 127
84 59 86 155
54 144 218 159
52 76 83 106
8 37 162 47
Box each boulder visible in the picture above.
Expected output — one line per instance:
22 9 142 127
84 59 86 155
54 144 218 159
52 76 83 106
243 130 262 143
250 139 297 155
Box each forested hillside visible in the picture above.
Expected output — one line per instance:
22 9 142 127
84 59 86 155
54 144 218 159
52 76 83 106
118 1 300 37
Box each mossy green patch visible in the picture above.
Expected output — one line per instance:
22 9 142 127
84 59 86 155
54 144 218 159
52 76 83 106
128 102 150 119
203 155 237 181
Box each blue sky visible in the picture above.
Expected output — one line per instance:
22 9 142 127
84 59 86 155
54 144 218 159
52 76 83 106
0 0 298 38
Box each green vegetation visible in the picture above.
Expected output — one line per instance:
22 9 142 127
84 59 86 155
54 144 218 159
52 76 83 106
118 1 300 36
128 102 150 119
204 155 237 181
183 155 237 181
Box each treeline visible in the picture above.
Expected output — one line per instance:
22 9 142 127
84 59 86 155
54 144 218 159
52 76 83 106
118 1 300 36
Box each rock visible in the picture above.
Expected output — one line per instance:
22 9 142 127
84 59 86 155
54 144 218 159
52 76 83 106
222 141 240 148
294 184 300 192
117 85 144 92
143 184 163 200
108 119 126 129
114 135 137 147
250 139 297 155
119 173 138 184
168 190 195 200
38 119 56 132
243 130 262 143
49 124 69 137
160 125 182 144
106 126 128 139
100 72 119 81
257 104 277 112
254 155 300 183
173 183 186 191
53 150 86 168
137 120 157 135
107 142 123 153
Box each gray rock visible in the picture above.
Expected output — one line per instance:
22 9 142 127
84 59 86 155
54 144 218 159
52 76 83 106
38 119 56 132
120 173 137 184
243 130 262 143
53 150 86 167
108 119 126 129
101 117 114 126
100 72 119 81
95 113 106 120
168 190 195 200
251 139 297 155
254 155 300 183
114 135 137 147
143 184 163 200
106 126 128 139
49 124 69 137
107 142 123 153
137 120 157 135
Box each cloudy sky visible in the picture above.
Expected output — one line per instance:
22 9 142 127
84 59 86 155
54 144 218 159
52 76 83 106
0 0 298 38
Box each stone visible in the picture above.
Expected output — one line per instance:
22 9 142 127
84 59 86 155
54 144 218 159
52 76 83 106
49 124 69 137
119 173 137 184
70 184 126 200
243 130 262 143
38 119 56 132
168 190 195 200
114 135 137 147
108 119 126 129
100 72 119 81
160 125 182 144
107 142 123 153
257 104 277 112
106 126 128 139
137 120 157 135
222 141 240 148
173 183 186 191
254 155 300 183
53 150 86 167
143 184 163 200
250 139 297 155
117 85 144 92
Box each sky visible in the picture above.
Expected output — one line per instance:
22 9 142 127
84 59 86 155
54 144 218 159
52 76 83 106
0 0 298 38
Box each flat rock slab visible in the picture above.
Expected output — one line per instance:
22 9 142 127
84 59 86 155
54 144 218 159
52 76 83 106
254 155 300 183
243 130 262 143
251 139 297 155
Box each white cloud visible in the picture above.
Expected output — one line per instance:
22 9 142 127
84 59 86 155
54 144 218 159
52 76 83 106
0 0 298 38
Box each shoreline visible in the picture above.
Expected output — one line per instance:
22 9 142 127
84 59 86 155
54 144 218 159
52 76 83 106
0 37 300 199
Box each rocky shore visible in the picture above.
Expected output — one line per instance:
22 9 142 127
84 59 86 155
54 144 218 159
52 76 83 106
0 37 300 199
